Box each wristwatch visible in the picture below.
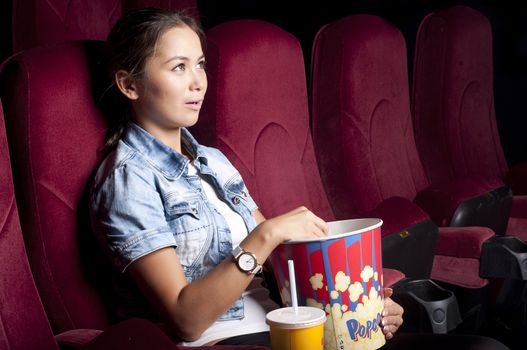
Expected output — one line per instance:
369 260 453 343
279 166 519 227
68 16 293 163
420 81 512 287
232 245 262 275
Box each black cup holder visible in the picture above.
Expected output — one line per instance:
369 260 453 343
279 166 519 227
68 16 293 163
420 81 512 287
480 235 527 280
392 279 461 333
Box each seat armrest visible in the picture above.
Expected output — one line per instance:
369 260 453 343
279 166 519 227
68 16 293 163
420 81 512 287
383 268 406 287
435 226 494 259
414 176 504 227
415 177 512 235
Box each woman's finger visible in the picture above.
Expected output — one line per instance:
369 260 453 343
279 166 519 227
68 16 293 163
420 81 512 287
382 315 403 328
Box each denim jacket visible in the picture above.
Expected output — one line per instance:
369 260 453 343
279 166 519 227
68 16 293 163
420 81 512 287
90 122 258 320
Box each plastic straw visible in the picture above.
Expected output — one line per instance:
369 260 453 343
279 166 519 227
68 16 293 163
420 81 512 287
288 259 299 314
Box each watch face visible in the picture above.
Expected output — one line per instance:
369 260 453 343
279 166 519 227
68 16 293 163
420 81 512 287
238 252 257 272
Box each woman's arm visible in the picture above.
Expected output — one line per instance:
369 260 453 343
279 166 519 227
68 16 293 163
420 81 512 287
253 208 266 225
128 206 328 341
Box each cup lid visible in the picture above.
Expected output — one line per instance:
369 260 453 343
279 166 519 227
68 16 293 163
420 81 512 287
266 306 326 329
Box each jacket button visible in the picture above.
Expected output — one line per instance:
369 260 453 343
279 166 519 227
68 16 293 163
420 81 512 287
232 197 241 205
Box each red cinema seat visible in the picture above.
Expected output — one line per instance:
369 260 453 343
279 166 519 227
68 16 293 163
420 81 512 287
12 0 121 53
1 98 257 350
310 14 500 289
0 100 59 350
412 5 527 242
0 40 271 350
196 19 405 290
312 15 516 296
122 0 199 21
1 41 112 333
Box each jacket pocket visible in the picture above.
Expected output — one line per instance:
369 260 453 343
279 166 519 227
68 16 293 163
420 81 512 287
164 196 212 278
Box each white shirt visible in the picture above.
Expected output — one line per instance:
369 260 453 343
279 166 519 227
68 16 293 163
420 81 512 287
180 164 278 346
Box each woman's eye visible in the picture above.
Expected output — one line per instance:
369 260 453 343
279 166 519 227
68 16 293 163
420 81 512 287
172 63 185 71
196 60 206 70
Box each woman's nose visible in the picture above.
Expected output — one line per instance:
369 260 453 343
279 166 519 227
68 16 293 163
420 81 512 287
189 70 207 91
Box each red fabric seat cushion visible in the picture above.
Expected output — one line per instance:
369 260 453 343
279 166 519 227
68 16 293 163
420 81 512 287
358 196 430 238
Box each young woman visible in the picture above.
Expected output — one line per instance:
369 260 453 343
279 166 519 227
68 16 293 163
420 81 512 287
89 7 404 347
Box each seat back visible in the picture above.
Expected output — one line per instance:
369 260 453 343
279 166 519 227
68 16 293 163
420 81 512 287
0 101 58 350
196 20 334 221
412 5 508 184
12 0 120 52
311 14 429 218
122 0 199 21
0 41 112 332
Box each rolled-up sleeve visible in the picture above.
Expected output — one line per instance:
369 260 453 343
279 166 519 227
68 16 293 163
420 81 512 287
91 164 176 273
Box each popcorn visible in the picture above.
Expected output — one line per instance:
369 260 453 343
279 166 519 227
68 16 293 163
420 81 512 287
326 284 384 350
348 281 364 302
270 219 385 350
309 273 324 290
335 271 351 292
320 267 384 350
330 290 340 300
361 265 374 283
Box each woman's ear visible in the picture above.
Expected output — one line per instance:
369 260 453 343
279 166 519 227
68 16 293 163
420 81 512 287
115 70 139 100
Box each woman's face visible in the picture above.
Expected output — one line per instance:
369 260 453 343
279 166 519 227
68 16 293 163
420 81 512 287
132 24 207 132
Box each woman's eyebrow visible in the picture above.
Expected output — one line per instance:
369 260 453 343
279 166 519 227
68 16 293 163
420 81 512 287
164 54 205 65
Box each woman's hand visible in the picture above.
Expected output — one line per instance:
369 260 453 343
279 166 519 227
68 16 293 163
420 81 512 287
255 206 328 244
382 288 404 340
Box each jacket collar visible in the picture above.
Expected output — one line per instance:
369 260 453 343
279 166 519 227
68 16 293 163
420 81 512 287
122 122 208 178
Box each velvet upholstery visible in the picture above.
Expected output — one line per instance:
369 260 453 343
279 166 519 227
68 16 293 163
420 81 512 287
311 15 428 218
0 101 59 350
197 20 334 221
414 176 504 227
122 0 199 20
310 15 493 287
412 5 527 241
0 41 112 332
359 197 429 238
12 0 121 52
435 227 494 260
195 20 406 288
412 5 507 184
431 256 488 289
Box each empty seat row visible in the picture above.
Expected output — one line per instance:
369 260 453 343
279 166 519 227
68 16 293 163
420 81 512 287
412 6 527 241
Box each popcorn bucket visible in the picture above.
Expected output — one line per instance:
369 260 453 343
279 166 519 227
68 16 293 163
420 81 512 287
270 218 385 350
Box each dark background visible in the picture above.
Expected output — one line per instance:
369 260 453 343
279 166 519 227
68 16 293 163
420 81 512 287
1 0 525 166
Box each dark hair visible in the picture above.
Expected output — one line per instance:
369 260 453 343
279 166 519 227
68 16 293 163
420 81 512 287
101 8 206 148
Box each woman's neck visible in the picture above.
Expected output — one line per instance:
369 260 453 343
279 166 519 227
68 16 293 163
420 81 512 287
134 119 183 154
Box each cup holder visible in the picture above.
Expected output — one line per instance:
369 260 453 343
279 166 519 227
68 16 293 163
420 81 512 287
480 235 527 280
392 279 461 334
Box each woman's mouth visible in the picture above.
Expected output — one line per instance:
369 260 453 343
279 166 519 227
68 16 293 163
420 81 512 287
185 100 203 111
